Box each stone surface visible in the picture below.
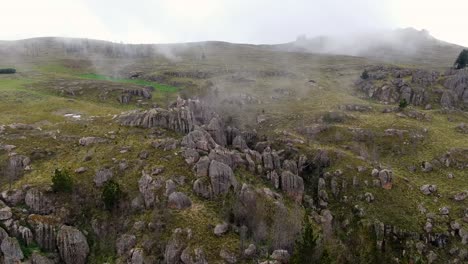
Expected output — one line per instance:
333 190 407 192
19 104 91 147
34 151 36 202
167 192 192 209
209 160 237 196
56 225 90 264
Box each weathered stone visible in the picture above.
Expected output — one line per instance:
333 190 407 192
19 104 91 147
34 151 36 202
181 128 217 152
244 244 256 258
167 192 192 209
1 237 24 263
164 228 191 264
165 180 176 197
454 190 468 201
378 169 393 189
28 214 60 251
138 171 160 208
78 137 107 146
206 117 227 146
232 135 248 151
219 248 237 264
129 248 144 264
1 189 25 206
56 225 89 264
270 249 290 263
152 138 178 151
280 171 304 203
25 188 53 214
420 184 437 195
94 168 113 187
209 160 237 196
31 251 55 264
192 178 213 199
116 234 137 257
182 148 200 165
214 222 229 236
195 156 210 177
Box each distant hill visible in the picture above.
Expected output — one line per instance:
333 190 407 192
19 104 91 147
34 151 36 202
272 28 466 67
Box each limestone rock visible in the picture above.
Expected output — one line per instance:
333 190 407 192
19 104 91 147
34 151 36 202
94 168 113 187
116 234 137 257
1 189 25 206
420 184 437 195
280 171 304 203
214 222 229 236
138 171 160 208
181 128 217 152
78 137 107 146
25 188 53 214
1 237 24 263
270 249 290 263
164 228 191 264
28 214 60 251
167 192 192 209
209 160 237 196
56 225 89 264
219 248 237 264
195 156 210 177
193 178 213 199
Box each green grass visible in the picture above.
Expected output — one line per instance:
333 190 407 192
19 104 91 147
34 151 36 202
79 73 179 92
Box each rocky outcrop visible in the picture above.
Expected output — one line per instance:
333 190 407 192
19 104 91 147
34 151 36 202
181 128 218 152
119 98 210 134
443 69 468 108
164 228 191 264
206 117 227 146
5 155 31 179
138 171 161 208
28 214 60 251
25 188 54 214
56 225 89 264
209 160 238 196
280 171 304 203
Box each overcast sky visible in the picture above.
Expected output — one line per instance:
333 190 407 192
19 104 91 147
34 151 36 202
1 0 468 46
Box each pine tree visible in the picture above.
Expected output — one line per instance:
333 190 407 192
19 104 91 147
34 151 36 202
291 212 317 264
454 49 468 69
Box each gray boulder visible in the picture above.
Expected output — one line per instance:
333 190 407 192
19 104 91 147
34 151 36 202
31 251 55 264
195 156 210 177
270 249 290 263
94 168 113 187
27 214 59 251
167 192 192 209
193 178 213 199
138 171 160 208
280 171 304 203
209 160 238 196
207 117 227 146
116 234 137 257
1 189 25 206
181 128 217 152
25 188 53 214
420 184 437 195
56 225 89 264
219 248 237 263
164 228 191 264
1 237 24 263
214 222 229 236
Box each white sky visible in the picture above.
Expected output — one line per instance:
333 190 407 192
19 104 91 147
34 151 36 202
1 0 467 46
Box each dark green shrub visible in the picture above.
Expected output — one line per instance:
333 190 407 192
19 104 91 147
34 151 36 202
291 212 317 264
102 180 121 210
399 98 408 109
0 68 16 74
454 49 468 69
52 169 73 193
360 69 369 79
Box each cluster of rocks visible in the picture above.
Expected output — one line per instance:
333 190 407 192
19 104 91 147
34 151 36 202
443 69 468 108
118 86 153 104
0 187 89 264
355 66 468 109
